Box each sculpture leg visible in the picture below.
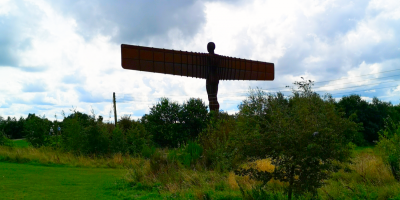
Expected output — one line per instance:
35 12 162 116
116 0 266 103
206 83 219 112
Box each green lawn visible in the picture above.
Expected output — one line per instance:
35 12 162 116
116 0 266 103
12 139 30 148
0 162 125 200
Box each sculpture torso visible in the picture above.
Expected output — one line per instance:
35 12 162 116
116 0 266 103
206 54 219 85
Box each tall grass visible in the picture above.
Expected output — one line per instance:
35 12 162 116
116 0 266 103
320 149 400 200
0 145 139 168
2 143 400 199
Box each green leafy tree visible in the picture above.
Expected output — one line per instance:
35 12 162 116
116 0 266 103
142 97 182 148
0 116 26 139
337 94 396 145
110 126 127 153
180 98 208 141
24 114 51 147
234 79 358 199
376 117 400 181
0 130 14 147
126 120 152 155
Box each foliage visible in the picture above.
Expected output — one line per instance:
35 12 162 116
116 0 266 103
126 121 153 156
167 140 203 168
24 114 51 147
0 116 26 139
376 117 400 181
0 130 14 147
337 94 399 145
142 97 181 148
142 97 208 148
233 79 358 199
180 98 209 141
198 111 239 171
110 126 127 154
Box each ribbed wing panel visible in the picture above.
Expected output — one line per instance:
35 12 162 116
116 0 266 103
121 44 274 81
217 56 274 81
121 44 209 79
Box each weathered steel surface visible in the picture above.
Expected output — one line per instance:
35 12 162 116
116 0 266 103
121 42 275 112
121 44 274 81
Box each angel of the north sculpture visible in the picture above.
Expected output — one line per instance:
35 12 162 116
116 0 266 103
121 42 274 112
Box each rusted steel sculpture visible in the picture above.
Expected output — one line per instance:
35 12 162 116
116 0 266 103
121 42 274 111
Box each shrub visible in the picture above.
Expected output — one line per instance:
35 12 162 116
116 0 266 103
125 119 153 155
0 130 14 147
198 112 238 171
0 116 25 139
167 140 203 168
84 122 109 155
110 126 127 154
180 98 209 141
142 97 208 148
24 114 51 147
337 95 397 145
61 110 111 155
233 79 358 199
376 117 400 181
142 97 182 148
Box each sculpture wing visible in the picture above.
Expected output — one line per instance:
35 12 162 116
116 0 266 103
121 44 274 81
217 55 274 81
121 44 209 79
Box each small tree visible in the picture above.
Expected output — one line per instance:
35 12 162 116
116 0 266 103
24 114 51 147
180 98 208 141
142 97 182 148
376 117 400 181
234 79 358 199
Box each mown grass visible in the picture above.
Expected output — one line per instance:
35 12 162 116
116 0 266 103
12 138 30 148
0 162 125 200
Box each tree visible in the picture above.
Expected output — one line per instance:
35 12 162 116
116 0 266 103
180 98 209 141
142 97 182 148
376 117 400 181
234 79 358 199
24 114 51 147
337 95 396 145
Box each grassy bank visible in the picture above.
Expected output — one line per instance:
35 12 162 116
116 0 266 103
1 144 400 199
12 138 30 148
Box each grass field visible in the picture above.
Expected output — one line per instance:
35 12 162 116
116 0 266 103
2 140 400 199
12 139 30 148
0 162 125 200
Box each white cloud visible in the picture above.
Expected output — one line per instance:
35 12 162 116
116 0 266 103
1 0 400 120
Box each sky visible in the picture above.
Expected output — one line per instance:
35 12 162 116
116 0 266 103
0 0 399 121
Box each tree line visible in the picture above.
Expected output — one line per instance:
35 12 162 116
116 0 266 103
2 79 400 199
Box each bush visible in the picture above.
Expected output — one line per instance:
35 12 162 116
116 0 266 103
124 118 153 155
24 114 51 147
142 97 182 148
61 111 112 155
167 140 203 168
198 112 238 171
0 116 25 139
180 98 209 141
376 117 400 181
337 95 397 145
142 97 208 148
110 126 127 154
0 130 14 147
233 79 358 199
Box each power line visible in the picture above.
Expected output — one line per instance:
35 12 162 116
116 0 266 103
256 68 400 92
329 84 400 96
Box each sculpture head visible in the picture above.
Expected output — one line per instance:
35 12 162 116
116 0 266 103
207 42 215 54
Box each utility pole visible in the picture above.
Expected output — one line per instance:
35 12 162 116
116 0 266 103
113 92 117 127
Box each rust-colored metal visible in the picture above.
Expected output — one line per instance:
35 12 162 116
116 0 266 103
121 42 275 111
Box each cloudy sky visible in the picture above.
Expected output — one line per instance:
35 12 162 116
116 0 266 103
0 0 399 121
